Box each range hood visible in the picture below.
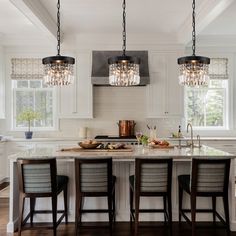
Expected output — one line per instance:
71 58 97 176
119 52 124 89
91 51 150 86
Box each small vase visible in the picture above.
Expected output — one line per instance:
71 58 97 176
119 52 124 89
25 131 33 139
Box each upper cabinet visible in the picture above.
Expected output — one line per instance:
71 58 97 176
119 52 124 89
146 52 184 118
58 52 93 119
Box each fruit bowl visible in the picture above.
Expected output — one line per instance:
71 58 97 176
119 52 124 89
78 142 101 149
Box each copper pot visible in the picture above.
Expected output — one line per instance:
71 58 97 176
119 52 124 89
117 120 136 137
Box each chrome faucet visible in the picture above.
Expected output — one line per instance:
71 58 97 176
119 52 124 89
196 135 201 148
187 123 194 148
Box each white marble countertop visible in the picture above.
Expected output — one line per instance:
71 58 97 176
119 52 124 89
3 136 236 142
8 144 233 162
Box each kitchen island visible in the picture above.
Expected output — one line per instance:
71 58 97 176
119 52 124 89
7 144 236 232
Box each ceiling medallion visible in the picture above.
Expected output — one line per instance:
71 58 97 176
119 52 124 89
108 0 140 86
42 0 75 86
177 0 210 87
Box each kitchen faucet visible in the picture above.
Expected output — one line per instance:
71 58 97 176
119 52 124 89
187 123 194 148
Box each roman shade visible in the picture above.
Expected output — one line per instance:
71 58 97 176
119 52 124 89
209 58 228 80
11 58 43 80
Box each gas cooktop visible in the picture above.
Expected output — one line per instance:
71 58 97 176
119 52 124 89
95 135 136 140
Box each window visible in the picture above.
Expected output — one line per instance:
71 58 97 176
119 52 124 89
185 58 229 129
11 58 56 130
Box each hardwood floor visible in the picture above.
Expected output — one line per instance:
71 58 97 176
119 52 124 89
0 192 236 236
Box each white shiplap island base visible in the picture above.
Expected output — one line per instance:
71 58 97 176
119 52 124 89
7 145 236 233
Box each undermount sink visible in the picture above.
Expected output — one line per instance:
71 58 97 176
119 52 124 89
176 143 202 149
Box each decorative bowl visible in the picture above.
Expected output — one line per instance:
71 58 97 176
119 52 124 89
78 142 101 149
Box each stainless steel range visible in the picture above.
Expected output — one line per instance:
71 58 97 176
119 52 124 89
94 135 138 145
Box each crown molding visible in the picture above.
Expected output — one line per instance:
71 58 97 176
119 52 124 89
177 0 234 45
9 0 57 44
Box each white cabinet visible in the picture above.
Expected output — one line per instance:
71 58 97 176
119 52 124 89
58 52 93 118
146 52 183 118
0 47 5 119
0 143 5 181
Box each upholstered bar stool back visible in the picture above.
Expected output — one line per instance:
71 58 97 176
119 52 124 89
17 158 68 236
192 160 228 193
20 161 55 194
80 162 110 193
130 158 173 236
74 158 116 236
139 161 170 193
178 158 231 236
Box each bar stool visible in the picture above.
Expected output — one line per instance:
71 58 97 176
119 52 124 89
178 158 231 236
74 157 116 236
129 158 173 236
17 158 69 236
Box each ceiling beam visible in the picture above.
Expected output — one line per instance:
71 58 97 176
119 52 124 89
177 0 235 45
9 0 57 43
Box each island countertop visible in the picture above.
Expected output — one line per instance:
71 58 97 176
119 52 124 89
8 144 233 161
7 144 236 233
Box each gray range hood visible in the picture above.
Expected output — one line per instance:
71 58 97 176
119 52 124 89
91 51 150 86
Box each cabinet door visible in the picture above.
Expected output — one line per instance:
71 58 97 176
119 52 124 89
58 52 93 118
166 53 183 117
147 52 183 118
147 54 167 117
0 143 5 181
0 47 5 119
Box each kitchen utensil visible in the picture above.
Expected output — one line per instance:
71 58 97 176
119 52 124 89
117 120 136 137
78 142 101 149
78 127 87 139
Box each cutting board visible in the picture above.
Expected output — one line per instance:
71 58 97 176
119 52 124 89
149 145 175 149
60 147 134 152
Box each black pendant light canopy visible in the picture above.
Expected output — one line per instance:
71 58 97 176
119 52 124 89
177 0 210 87
108 0 141 86
42 0 75 86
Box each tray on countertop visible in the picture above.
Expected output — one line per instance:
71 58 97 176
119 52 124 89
60 146 134 152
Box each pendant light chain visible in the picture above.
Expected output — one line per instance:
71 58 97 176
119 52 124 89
122 0 126 56
57 0 61 56
192 0 196 56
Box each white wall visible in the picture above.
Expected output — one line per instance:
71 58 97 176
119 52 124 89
4 35 236 139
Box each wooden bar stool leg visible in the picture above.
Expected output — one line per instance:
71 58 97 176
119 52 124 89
223 194 230 236
134 195 140 236
113 189 116 222
18 194 25 236
108 194 113 236
52 195 58 236
75 195 82 235
191 195 197 236
30 197 36 226
63 186 68 224
212 196 216 225
129 186 133 224
168 195 172 236
163 196 167 225
178 184 183 226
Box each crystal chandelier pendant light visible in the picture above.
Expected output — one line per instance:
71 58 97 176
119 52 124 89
177 0 210 87
42 0 75 86
108 0 141 86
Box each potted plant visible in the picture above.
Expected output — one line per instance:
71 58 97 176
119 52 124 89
17 109 41 139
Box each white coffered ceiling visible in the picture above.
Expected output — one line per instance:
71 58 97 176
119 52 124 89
0 0 235 46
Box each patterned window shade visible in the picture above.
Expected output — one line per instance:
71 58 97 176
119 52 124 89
11 58 43 80
209 58 228 80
